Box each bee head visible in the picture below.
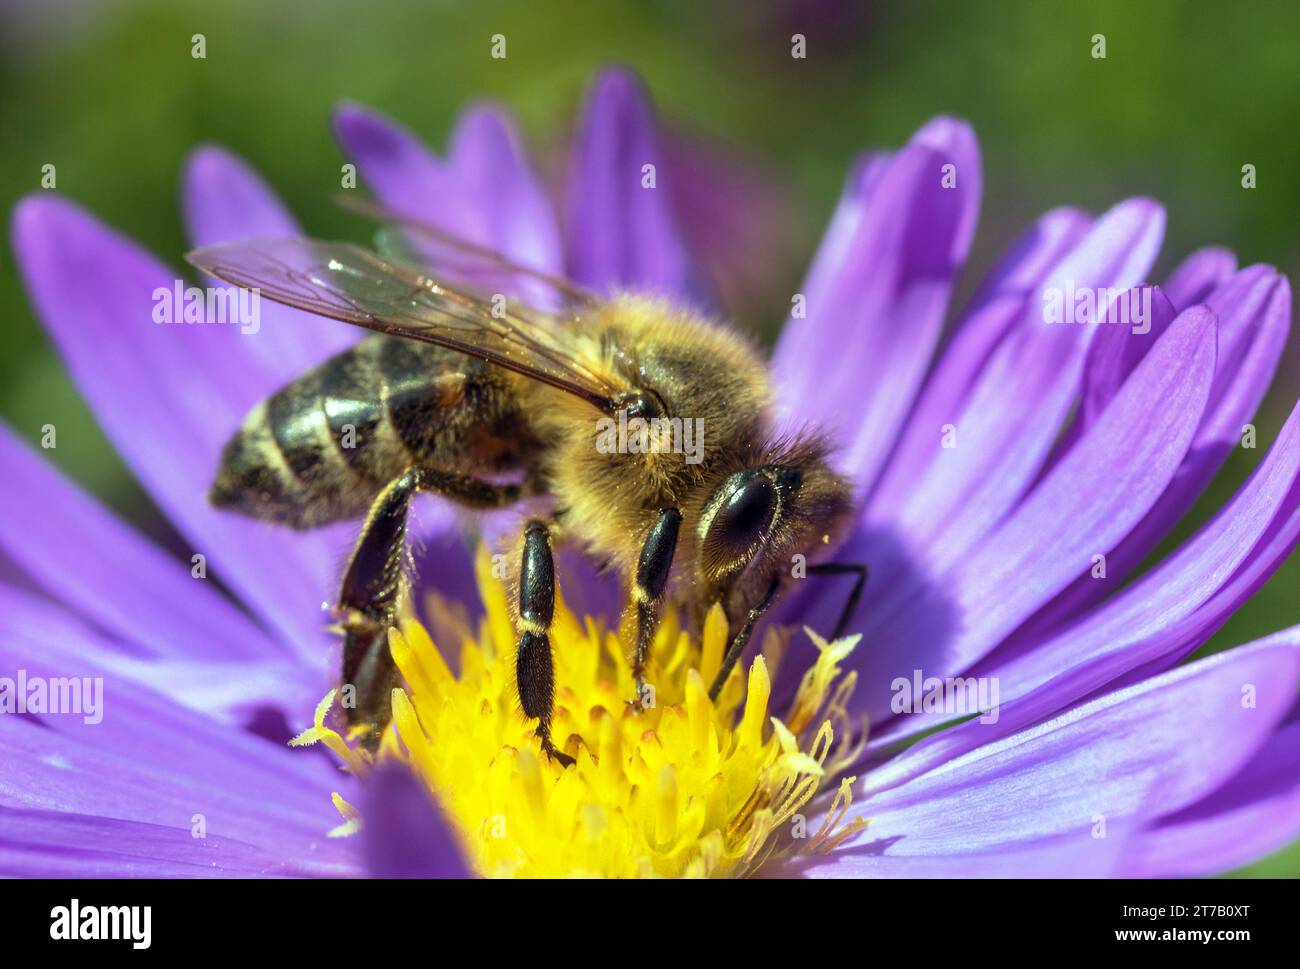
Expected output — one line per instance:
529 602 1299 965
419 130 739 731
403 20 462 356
695 435 852 606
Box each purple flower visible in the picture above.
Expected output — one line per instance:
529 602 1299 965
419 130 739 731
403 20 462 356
3 66 1298 877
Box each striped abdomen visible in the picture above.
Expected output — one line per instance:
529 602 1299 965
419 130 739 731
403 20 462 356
211 334 533 529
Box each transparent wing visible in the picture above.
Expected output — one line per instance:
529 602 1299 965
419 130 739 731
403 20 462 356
335 193 601 312
185 237 625 413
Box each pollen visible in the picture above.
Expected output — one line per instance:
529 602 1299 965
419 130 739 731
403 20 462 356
293 548 869 877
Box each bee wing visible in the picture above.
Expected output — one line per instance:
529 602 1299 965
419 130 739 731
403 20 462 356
186 237 626 413
336 193 600 312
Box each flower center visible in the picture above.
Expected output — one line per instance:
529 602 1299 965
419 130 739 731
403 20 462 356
293 548 869 877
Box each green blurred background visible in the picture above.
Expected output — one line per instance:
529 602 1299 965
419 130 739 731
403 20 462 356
1 0 1297 875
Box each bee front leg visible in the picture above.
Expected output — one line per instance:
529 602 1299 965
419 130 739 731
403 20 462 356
629 508 682 713
338 468 521 751
515 518 575 767
807 562 869 640
707 576 780 702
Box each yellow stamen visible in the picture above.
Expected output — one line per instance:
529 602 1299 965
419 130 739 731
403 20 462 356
327 793 363 838
293 547 870 877
289 689 372 777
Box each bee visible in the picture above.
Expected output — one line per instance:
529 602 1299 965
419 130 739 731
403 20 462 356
187 208 865 765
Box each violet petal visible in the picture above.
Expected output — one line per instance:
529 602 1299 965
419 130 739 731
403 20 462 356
361 766 472 878
564 67 691 298
10 195 348 658
827 633 1299 869
771 117 981 498
0 421 277 662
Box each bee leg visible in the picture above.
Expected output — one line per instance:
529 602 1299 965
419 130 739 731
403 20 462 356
338 468 521 751
807 562 869 639
516 518 575 767
628 508 682 712
707 576 781 702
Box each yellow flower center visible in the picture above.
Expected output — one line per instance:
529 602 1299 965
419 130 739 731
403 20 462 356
292 548 869 877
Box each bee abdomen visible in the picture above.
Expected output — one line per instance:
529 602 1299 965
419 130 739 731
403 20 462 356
317 338 414 484
210 392 374 531
211 336 523 529
208 405 298 525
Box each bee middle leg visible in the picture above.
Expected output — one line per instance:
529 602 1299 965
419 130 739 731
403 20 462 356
338 467 520 750
628 508 682 712
514 518 576 767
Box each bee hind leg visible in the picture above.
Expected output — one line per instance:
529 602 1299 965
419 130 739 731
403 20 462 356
337 467 521 752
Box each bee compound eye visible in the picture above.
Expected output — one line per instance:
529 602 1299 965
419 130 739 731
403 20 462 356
709 472 777 557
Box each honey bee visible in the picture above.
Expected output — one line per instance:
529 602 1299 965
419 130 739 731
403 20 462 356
187 209 865 765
